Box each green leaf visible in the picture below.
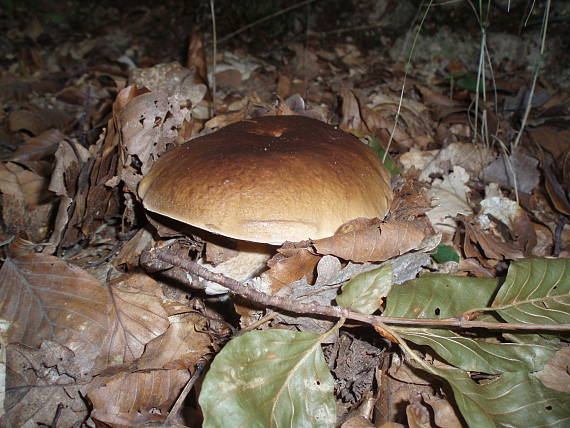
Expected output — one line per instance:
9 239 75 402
430 366 570 427
432 243 460 263
397 328 555 373
384 274 498 318
336 264 392 314
199 329 335 428
385 274 555 373
493 258 570 325
366 137 399 176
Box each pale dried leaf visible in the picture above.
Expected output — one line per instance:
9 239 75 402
427 166 473 235
399 143 495 181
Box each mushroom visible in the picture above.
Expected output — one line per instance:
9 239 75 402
138 115 392 293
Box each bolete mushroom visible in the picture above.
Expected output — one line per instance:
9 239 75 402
138 115 392 293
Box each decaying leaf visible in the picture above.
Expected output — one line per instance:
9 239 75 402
536 347 570 393
398 142 495 181
427 166 472 236
87 368 190 426
0 161 51 205
313 220 425 263
9 129 64 161
93 273 169 371
136 312 211 371
0 254 110 372
481 147 540 194
264 246 321 292
2 341 89 427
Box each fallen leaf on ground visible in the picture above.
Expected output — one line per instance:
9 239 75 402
481 147 540 194
93 273 170 371
313 220 425 263
0 254 110 372
2 341 89 427
426 166 473 236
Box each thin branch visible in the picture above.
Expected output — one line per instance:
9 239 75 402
145 249 570 333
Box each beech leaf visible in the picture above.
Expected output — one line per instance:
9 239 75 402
493 258 570 325
199 329 336 428
384 274 556 373
0 255 109 368
313 221 425 263
430 366 570 427
337 264 393 314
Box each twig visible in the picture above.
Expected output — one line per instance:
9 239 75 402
146 249 570 332
165 361 208 425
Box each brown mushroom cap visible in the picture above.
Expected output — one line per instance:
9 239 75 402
138 115 392 245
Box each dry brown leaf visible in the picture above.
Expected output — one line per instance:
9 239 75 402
406 402 431 428
423 396 463 428
529 126 570 160
536 347 570 393
0 161 51 205
186 31 208 86
8 107 72 135
265 247 321 292
113 228 154 269
9 129 65 161
415 84 457 107
313 220 425 263
0 255 110 371
87 368 190 426
136 313 211 371
2 341 89 427
467 223 524 261
339 88 365 133
93 273 169 372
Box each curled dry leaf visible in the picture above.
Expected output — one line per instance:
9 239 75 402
0 255 110 372
264 247 321 292
9 129 65 162
0 161 51 205
312 220 426 263
93 273 169 372
339 88 365 133
136 312 211 371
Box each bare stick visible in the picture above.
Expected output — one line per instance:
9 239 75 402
145 249 570 333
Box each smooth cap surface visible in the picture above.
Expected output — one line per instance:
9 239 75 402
138 115 392 244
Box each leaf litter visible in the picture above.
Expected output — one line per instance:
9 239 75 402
0 2 569 427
